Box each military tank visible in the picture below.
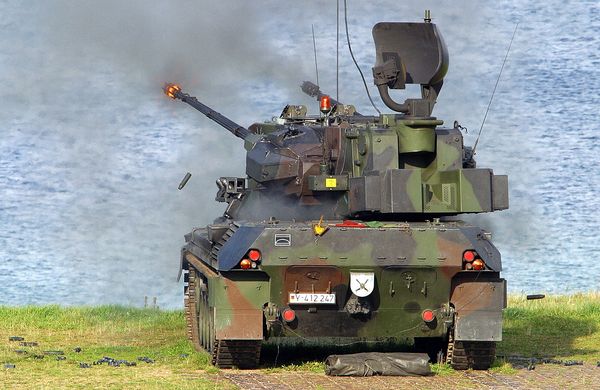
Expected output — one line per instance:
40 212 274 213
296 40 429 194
165 16 508 370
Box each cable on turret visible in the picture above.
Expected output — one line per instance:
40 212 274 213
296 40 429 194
343 0 380 115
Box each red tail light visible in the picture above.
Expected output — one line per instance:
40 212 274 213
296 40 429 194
248 249 261 262
422 309 435 323
282 308 296 323
463 250 476 262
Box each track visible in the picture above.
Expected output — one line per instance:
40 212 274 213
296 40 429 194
212 339 262 369
184 268 201 350
184 264 261 369
446 328 496 370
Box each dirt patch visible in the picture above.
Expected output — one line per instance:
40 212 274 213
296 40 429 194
219 364 600 389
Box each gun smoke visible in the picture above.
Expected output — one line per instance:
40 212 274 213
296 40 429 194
0 1 598 307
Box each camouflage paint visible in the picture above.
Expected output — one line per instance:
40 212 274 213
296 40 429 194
170 17 509 369
210 272 269 340
183 220 503 342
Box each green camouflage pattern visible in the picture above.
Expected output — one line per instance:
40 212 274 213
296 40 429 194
169 16 508 370
184 220 505 343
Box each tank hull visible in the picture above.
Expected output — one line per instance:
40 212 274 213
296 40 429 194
182 219 506 369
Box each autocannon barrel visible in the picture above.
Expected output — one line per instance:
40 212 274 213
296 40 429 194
163 83 256 142
301 81 362 116
300 81 341 106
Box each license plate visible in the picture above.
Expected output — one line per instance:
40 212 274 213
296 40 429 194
288 293 336 304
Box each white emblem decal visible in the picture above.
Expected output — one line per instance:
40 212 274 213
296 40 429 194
350 272 375 297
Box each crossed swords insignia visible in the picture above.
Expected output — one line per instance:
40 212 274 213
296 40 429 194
355 278 370 292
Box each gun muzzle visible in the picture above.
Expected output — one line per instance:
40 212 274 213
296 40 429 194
162 83 259 143
163 83 182 99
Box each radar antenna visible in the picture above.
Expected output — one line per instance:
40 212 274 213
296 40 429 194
311 24 321 115
473 23 519 155
371 11 449 117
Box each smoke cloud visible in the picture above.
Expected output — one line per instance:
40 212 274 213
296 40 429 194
0 1 499 307
8 1 593 306
39 1 314 99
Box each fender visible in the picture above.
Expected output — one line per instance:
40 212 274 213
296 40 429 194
450 274 506 341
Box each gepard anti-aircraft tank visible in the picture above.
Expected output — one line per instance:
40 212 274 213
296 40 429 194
165 17 509 369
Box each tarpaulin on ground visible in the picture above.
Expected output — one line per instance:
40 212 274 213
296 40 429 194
325 352 431 376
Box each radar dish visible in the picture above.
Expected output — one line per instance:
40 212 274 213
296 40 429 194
372 22 448 87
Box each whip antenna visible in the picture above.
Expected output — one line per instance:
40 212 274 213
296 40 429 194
312 24 320 88
343 0 380 115
336 0 339 102
473 23 519 154
311 24 321 115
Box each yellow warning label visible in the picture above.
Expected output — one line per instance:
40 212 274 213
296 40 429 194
325 178 337 188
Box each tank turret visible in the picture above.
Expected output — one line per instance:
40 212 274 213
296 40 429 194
164 20 508 221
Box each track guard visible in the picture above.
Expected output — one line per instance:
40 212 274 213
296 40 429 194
210 272 270 340
450 277 506 341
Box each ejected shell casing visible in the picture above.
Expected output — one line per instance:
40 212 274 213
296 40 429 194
526 294 545 300
178 172 192 190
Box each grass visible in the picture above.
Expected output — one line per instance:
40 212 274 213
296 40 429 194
429 363 454 376
0 293 598 387
0 305 228 389
489 359 518 375
499 292 600 363
263 361 325 374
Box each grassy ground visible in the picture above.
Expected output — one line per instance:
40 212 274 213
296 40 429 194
498 292 600 362
0 293 598 389
0 306 226 389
